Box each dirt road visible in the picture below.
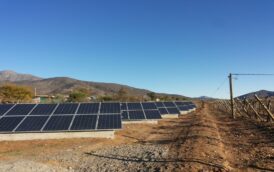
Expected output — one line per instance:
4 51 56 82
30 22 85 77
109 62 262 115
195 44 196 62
0 102 273 172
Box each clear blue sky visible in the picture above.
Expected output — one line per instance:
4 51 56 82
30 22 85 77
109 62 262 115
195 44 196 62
0 0 274 98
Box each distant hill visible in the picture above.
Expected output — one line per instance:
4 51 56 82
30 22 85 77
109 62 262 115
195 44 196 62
195 96 215 100
0 70 42 82
238 90 274 99
0 70 188 99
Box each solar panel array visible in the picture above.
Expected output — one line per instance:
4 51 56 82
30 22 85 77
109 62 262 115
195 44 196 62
0 103 121 133
121 102 162 121
0 101 196 133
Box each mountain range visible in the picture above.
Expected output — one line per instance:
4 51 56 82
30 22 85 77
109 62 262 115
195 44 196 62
0 70 187 99
238 90 274 99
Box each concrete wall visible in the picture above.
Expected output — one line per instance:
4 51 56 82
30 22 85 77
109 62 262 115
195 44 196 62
0 131 115 141
123 120 158 125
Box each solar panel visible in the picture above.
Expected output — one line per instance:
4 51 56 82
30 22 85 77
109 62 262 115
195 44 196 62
0 117 24 132
155 102 165 108
77 103 99 114
158 108 168 115
121 111 129 120
6 104 35 116
128 110 145 120
163 102 176 107
30 104 57 115
121 103 127 111
97 114 121 130
127 103 142 110
177 106 190 111
144 110 162 119
16 116 49 132
174 101 185 106
167 107 180 114
142 102 157 110
70 115 97 130
0 104 14 116
54 104 78 115
43 115 73 131
100 103 120 114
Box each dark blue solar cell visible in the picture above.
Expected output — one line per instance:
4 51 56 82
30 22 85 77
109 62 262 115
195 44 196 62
43 115 73 131
121 111 129 120
144 110 162 119
175 102 185 106
16 116 49 131
121 103 127 111
127 103 142 110
163 102 176 108
77 103 99 114
128 110 145 120
100 103 120 114
167 107 180 114
155 102 165 108
97 114 122 130
0 104 14 116
177 106 190 111
6 104 35 116
142 102 157 110
54 104 78 115
0 117 24 132
158 108 168 115
30 104 57 115
70 115 97 130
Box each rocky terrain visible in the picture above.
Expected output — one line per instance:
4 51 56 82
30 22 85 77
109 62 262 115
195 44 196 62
0 102 273 172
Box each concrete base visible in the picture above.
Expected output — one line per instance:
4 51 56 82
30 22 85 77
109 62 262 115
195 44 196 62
0 131 115 141
123 120 158 124
179 111 189 115
161 114 179 119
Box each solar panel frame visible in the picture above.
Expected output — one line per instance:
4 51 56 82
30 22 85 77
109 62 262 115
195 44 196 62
144 110 162 119
166 107 180 114
158 108 169 115
97 114 122 130
121 111 129 120
155 102 165 108
127 103 142 110
6 104 36 116
128 110 146 120
141 102 157 110
77 103 100 114
30 104 57 116
70 115 98 131
0 116 25 132
163 102 176 108
120 103 127 111
15 116 49 132
43 115 73 132
174 101 185 106
0 104 15 116
100 103 121 114
53 103 79 115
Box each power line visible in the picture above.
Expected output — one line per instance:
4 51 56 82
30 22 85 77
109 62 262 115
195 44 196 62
232 73 274 76
210 77 227 97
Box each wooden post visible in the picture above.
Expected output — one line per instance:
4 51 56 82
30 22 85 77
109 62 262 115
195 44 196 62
254 95 274 121
236 98 249 117
245 99 264 121
229 73 235 119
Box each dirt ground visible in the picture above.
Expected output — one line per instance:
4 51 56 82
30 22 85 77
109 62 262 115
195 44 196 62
0 102 273 172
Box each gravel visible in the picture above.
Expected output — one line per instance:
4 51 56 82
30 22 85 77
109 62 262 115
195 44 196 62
0 160 71 172
76 144 170 172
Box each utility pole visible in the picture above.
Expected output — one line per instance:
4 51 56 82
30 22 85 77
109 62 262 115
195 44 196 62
229 73 235 119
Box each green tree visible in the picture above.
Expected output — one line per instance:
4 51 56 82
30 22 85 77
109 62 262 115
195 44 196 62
0 84 34 103
147 92 156 100
67 90 88 102
117 87 128 101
